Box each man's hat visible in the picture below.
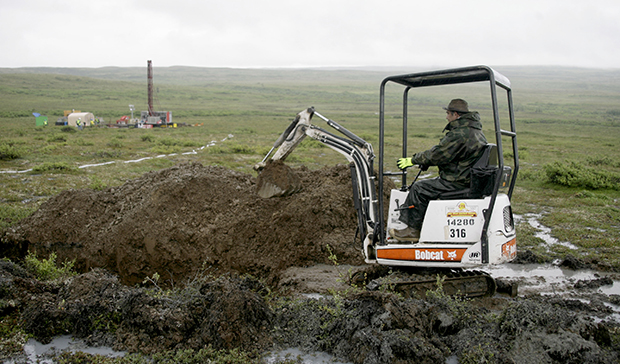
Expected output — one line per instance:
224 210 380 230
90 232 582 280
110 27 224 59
443 99 469 113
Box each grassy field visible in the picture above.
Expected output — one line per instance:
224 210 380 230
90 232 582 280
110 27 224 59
1 65 620 268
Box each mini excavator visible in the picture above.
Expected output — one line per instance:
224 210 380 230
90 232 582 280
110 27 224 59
255 66 519 297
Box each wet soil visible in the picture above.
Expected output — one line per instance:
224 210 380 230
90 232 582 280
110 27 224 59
2 162 364 287
1 162 620 363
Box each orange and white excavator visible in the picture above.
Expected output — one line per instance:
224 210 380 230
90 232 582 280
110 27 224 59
255 66 519 297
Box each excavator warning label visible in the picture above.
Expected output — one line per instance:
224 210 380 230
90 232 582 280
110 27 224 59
502 238 517 259
377 248 467 262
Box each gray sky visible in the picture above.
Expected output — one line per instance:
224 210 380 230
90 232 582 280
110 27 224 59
1 0 618 69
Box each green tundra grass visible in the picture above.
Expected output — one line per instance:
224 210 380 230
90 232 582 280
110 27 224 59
1 65 619 268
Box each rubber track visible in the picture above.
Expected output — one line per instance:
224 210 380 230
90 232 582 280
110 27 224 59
369 270 496 298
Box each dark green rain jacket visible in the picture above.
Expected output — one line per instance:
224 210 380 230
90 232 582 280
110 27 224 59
411 112 487 184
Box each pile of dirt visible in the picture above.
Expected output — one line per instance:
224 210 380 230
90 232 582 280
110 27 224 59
1 162 366 286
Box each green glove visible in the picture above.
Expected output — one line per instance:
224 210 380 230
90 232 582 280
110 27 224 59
397 157 414 170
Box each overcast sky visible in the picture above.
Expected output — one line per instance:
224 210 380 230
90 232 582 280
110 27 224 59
1 0 618 69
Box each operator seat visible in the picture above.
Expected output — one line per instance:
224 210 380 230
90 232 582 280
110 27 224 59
438 144 501 200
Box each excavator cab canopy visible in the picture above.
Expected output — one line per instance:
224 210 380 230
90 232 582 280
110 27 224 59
381 67 511 89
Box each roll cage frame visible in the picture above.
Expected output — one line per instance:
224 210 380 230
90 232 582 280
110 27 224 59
376 65 519 263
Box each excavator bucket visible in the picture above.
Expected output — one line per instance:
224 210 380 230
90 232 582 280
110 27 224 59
256 160 302 198
254 109 315 198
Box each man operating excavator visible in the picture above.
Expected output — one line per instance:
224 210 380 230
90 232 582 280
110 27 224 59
390 99 488 242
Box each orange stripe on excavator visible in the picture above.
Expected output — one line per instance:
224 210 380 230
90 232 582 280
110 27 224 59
376 248 467 262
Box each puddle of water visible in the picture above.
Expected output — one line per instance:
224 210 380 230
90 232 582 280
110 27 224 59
600 281 620 296
301 293 325 300
5 335 126 363
11 338 348 364
264 348 352 364
485 263 620 324
484 263 620 296
515 213 580 250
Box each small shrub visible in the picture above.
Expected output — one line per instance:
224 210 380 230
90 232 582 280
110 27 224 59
158 137 181 146
24 251 76 281
586 155 619 168
151 145 181 154
39 144 62 153
107 139 123 148
0 143 22 160
89 177 107 191
573 190 611 201
575 190 597 199
32 162 78 173
141 134 156 142
74 138 94 146
544 161 620 190
228 143 255 154
0 204 35 230
205 146 226 154
47 135 67 143
93 150 121 159
182 140 203 147
517 169 544 182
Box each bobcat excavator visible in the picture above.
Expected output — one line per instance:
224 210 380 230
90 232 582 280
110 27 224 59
255 66 519 298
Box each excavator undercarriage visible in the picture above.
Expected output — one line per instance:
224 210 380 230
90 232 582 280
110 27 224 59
367 269 497 298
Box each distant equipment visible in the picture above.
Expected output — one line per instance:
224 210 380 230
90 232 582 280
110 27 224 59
141 60 172 126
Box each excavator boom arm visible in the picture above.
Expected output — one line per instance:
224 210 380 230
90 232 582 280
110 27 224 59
256 108 378 242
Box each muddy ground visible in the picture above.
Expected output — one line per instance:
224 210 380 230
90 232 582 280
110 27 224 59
1 162 620 363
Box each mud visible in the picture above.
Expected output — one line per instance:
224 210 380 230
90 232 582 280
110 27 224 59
1 162 620 363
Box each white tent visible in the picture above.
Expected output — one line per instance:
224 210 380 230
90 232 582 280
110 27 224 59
67 112 95 127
